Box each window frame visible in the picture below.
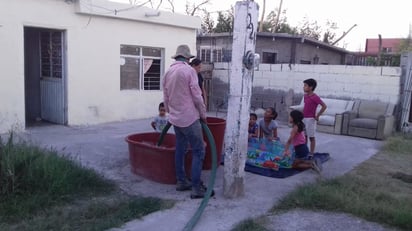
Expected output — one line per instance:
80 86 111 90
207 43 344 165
120 45 164 91
261 51 277 64
40 30 63 79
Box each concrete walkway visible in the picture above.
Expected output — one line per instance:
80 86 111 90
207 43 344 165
19 113 397 231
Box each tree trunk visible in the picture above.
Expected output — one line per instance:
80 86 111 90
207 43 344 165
273 0 283 32
258 0 265 32
223 1 258 198
378 34 382 65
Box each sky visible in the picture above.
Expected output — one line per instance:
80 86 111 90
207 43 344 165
110 0 412 51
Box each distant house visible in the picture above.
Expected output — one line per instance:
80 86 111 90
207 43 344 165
351 38 403 66
365 38 403 53
0 0 200 133
196 32 351 65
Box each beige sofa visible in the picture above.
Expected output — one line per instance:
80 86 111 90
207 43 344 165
290 97 354 134
342 100 395 140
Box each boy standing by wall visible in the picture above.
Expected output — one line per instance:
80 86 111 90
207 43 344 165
303 78 327 157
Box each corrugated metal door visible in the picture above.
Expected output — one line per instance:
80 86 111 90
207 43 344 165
39 30 66 124
40 78 65 124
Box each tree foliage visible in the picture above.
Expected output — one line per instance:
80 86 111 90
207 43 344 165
213 9 234 33
398 37 412 53
128 0 340 45
200 9 214 34
297 17 322 40
322 20 338 44
260 10 297 34
257 9 337 44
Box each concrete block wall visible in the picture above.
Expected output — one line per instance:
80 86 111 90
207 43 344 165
211 63 402 122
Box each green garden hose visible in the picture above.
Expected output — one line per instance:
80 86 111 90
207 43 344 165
156 122 172 147
157 121 218 231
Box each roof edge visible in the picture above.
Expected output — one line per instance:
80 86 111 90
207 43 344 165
76 0 200 29
198 32 349 53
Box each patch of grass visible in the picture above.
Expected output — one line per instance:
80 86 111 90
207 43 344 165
383 134 412 154
0 133 174 230
231 218 269 231
0 134 116 222
271 135 412 231
2 195 174 231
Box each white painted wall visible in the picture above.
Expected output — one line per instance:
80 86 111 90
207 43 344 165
0 0 200 133
214 63 401 105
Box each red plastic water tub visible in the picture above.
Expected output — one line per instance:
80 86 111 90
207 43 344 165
203 117 226 170
125 132 191 184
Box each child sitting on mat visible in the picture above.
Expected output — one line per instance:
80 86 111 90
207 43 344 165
248 113 259 141
258 107 279 141
283 110 322 174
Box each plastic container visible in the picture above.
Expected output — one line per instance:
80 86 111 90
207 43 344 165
125 132 192 184
202 117 226 170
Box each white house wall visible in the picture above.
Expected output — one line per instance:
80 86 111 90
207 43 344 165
0 0 200 133
0 4 26 133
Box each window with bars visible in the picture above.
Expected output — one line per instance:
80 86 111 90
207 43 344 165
120 45 163 90
199 48 224 63
199 48 211 63
40 31 63 78
212 49 223 62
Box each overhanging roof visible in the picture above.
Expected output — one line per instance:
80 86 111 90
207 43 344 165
76 0 201 30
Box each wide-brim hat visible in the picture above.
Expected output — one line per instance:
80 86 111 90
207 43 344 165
171 44 195 59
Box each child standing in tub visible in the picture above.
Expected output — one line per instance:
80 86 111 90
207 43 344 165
151 102 168 133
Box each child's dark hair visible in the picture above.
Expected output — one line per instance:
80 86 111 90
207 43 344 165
290 110 305 132
158 102 165 110
250 113 257 120
189 58 202 66
303 78 317 91
267 107 278 120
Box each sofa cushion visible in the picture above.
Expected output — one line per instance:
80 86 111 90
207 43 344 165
358 101 388 120
318 115 335 126
317 98 353 116
324 100 347 115
349 118 378 129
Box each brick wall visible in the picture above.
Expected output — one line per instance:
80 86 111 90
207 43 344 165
209 63 401 122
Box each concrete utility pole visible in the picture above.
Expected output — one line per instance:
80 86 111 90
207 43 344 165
223 0 258 198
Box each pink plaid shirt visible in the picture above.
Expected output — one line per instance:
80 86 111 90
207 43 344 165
163 61 206 127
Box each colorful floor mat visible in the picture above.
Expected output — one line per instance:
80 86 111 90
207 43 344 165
245 138 330 178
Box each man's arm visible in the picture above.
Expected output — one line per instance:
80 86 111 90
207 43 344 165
189 70 206 120
202 83 208 109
